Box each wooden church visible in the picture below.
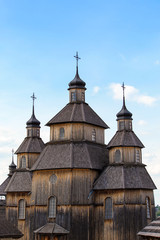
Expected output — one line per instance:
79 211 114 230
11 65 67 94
0 54 156 240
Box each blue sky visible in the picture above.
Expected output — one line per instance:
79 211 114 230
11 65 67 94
0 0 160 204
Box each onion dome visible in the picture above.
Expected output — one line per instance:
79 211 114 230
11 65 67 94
116 104 132 120
9 149 16 176
26 111 40 128
26 93 40 128
68 52 86 90
68 67 86 90
116 83 132 120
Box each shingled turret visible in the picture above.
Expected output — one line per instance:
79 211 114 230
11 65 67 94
15 93 45 169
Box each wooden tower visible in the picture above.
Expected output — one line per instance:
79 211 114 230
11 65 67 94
93 83 156 240
4 94 45 239
31 54 109 240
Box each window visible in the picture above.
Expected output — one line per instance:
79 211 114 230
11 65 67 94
105 197 113 219
49 174 57 184
81 92 85 101
71 92 76 102
48 196 56 218
37 129 40 137
115 150 121 163
136 149 140 162
92 129 96 141
129 121 132 130
18 199 25 219
146 197 151 219
21 156 26 168
119 121 125 130
27 129 32 137
59 128 65 139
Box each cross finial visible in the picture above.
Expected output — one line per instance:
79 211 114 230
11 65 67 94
74 51 81 68
31 93 36 106
121 82 126 106
12 149 14 164
31 93 36 115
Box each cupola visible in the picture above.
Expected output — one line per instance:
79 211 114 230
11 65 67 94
68 52 86 103
116 83 133 131
107 83 144 165
26 93 40 137
9 149 16 176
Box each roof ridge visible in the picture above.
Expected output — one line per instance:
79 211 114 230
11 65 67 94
52 222 56 234
122 166 125 188
5 172 16 192
70 104 76 121
31 147 48 171
85 142 92 168
46 104 69 126
70 143 73 168
81 103 86 121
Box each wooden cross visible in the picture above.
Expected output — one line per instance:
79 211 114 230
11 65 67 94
74 51 81 68
31 93 36 107
121 82 126 105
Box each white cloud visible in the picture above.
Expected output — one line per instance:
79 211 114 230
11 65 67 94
109 83 157 106
144 152 160 175
137 95 156 106
93 86 100 95
138 120 147 126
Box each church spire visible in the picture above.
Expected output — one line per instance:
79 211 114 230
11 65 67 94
68 52 86 103
68 52 86 90
116 83 132 121
9 149 16 176
31 92 36 117
26 93 40 128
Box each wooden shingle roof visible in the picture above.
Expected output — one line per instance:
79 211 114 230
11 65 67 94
138 217 160 238
0 218 23 238
31 141 108 171
5 171 32 193
107 130 144 149
46 103 109 129
15 137 45 154
93 164 156 190
34 222 69 235
0 176 11 195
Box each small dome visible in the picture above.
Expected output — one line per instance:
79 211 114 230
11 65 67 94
68 67 86 90
117 104 132 120
9 161 16 168
26 113 40 127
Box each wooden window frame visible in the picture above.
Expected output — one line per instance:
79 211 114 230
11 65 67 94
105 197 113 220
18 199 25 220
146 196 151 219
48 196 56 219
92 129 96 141
59 127 65 139
136 149 140 162
114 149 121 163
21 156 26 169
71 92 76 102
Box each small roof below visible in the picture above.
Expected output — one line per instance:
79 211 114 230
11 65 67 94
34 222 69 235
15 137 45 154
0 177 11 196
46 102 109 129
31 141 108 171
0 218 23 238
138 217 160 238
93 164 156 190
5 171 32 193
107 130 144 149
